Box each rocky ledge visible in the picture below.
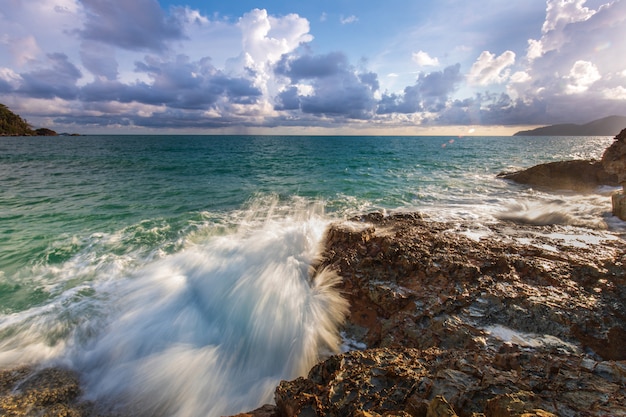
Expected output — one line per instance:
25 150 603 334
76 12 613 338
239 212 626 417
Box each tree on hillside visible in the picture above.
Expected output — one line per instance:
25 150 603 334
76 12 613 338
0 103 35 136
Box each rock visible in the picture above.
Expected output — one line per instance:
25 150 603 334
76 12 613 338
602 128 626 219
601 128 626 188
0 366 95 417
269 213 626 417
497 159 618 191
612 191 626 220
230 404 278 417
427 396 458 417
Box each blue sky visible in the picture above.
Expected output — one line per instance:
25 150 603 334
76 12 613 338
0 0 625 134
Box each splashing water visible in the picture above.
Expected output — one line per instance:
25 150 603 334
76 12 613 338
1 201 348 417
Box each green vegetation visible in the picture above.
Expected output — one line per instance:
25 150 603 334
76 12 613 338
0 103 58 136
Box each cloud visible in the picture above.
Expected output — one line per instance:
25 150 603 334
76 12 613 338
16 53 82 99
340 15 359 25
274 52 379 119
603 86 626 100
79 55 262 110
79 0 185 52
275 52 349 81
412 51 439 67
80 41 118 80
564 60 601 94
239 9 312 65
467 50 515 86
378 64 462 114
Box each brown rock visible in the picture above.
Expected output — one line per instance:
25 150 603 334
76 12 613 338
601 127 626 188
275 212 626 417
612 191 626 220
427 396 458 417
230 404 277 417
0 366 95 417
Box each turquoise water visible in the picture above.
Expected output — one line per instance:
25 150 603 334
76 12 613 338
0 135 621 416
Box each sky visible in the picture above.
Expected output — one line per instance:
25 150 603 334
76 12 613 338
0 0 625 135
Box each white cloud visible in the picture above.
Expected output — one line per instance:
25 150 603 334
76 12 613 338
528 0 598 60
564 60 601 94
340 15 358 25
0 67 22 88
239 9 312 65
526 38 543 61
412 51 439 67
542 0 595 33
603 86 626 100
510 71 531 84
467 50 516 86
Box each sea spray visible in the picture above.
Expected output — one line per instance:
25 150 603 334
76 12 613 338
61 203 348 417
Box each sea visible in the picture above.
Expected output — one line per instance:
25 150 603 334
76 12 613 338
0 134 623 416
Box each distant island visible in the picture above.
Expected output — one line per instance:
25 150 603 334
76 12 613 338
514 115 626 136
0 103 78 136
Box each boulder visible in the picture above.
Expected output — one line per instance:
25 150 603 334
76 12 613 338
497 159 617 191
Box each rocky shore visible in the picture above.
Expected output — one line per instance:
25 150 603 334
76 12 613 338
1 213 625 417
499 128 626 220
243 212 625 417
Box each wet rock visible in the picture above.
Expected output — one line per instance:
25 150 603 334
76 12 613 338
231 404 278 417
602 128 626 220
497 159 617 191
602 128 626 188
0 366 96 417
270 213 626 416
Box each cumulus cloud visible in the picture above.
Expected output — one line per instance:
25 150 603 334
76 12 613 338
1 1 625 132
274 51 379 119
564 60 601 94
378 64 462 114
467 51 515 86
412 51 439 67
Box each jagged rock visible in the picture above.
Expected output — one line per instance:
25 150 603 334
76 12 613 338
426 396 458 417
269 213 626 417
602 128 626 188
602 128 626 219
315 213 626 356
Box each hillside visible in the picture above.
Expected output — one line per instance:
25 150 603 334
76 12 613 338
514 115 626 136
0 104 58 136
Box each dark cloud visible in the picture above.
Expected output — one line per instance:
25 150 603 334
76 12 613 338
275 52 349 81
378 64 462 114
53 109 243 130
78 0 185 52
17 53 82 99
273 52 379 119
78 55 261 110
275 87 301 111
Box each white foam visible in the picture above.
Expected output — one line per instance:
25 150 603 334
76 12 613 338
60 210 347 417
